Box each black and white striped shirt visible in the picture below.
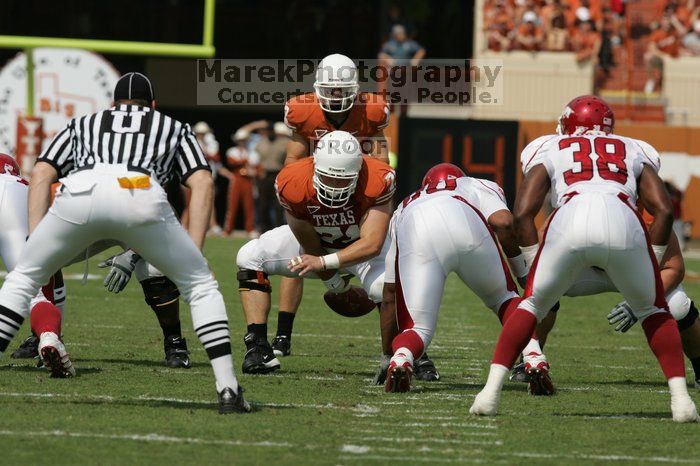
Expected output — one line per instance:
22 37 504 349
38 104 209 185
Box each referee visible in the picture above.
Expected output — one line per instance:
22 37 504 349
0 72 250 414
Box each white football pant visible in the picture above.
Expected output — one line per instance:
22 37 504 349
236 225 388 303
520 193 666 321
386 197 518 349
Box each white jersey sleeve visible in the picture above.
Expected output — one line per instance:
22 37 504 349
520 134 558 175
467 177 509 220
627 138 661 173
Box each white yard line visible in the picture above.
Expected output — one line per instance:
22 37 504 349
353 436 502 446
339 451 699 464
0 429 291 448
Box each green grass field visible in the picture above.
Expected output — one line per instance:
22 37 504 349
2 237 700 465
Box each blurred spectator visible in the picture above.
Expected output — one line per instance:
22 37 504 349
645 16 683 94
572 20 601 63
386 3 414 39
485 0 515 51
255 122 289 233
193 121 224 236
545 1 571 50
223 128 259 238
378 24 426 66
682 19 700 54
513 11 544 51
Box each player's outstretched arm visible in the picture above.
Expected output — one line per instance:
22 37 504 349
638 165 674 252
488 209 520 258
184 169 215 250
284 132 309 166
28 161 59 235
513 165 550 247
513 164 550 269
334 203 392 268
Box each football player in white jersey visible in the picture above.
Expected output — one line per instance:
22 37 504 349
470 95 699 422
383 163 551 394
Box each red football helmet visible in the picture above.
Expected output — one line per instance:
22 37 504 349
0 153 20 177
422 163 466 187
557 95 615 136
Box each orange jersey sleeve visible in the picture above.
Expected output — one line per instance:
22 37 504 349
284 93 323 140
362 93 390 131
359 156 396 207
275 158 314 219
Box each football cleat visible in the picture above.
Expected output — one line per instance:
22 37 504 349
510 361 531 383
38 332 75 378
11 334 39 359
414 353 440 381
218 386 252 414
385 360 413 393
242 332 280 374
164 335 191 368
271 335 291 357
524 352 555 396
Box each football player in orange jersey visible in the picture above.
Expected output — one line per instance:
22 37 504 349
236 131 397 374
267 54 440 380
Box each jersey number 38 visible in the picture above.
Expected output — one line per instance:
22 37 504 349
560 136 628 186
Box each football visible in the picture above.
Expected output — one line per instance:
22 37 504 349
323 285 377 318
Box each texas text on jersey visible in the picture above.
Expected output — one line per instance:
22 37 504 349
275 156 395 250
284 93 390 151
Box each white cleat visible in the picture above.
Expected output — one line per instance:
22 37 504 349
38 332 75 378
671 397 700 423
469 389 500 416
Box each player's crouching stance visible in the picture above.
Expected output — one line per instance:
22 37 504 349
470 95 699 422
382 163 550 394
236 131 398 375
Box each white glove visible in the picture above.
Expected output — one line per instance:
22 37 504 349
607 301 638 333
372 354 391 385
99 250 140 293
322 273 351 294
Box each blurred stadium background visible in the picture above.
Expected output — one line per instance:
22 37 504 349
1 0 699 245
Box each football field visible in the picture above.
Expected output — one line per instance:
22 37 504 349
2 237 700 465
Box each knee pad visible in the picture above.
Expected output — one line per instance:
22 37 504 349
677 301 698 332
236 240 260 270
237 269 271 293
140 277 180 307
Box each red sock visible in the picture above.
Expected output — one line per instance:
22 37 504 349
497 297 523 325
492 308 537 368
30 302 62 336
392 329 425 359
642 311 685 380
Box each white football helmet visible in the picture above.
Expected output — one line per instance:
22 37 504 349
314 54 359 113
313 131 363 208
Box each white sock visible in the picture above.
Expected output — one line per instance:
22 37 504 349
392 347 415 366
522 338 543 356
484 364 509 394
212 355 239 394
669 376 691 400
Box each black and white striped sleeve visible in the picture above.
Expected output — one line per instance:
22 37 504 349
38 121 75 177
175 123 211 183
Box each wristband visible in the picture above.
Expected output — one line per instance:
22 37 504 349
651 244 667 265
520 244 539 268
507 253 528 279
322 253 340 271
